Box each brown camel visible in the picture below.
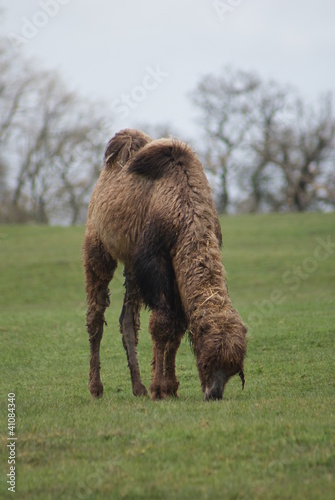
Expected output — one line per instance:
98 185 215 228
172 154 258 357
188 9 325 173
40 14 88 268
83 129 247 400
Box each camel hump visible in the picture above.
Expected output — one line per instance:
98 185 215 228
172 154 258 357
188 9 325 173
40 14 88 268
104 129 152 168
127 139 194 180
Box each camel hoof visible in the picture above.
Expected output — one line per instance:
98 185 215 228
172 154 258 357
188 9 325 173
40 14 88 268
89 381 104 398
165 381 179 397
150 389 167 400
133 384 148 397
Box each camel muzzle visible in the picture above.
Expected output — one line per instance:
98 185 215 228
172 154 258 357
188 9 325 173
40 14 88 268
203 369 228 401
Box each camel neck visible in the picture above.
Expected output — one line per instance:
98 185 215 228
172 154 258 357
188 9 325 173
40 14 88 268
172 229 229 324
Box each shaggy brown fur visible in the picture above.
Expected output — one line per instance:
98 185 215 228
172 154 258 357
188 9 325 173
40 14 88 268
83 128 247 401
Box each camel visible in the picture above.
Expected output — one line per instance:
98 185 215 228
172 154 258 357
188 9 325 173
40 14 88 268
83 129 247 400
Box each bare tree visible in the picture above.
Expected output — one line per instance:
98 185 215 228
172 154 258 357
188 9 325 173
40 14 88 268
266 94 335 211
191 67 335 213
0 40 39 222
12 74 108 224
0 36 111 224
190 68 260 212
51 110 109 224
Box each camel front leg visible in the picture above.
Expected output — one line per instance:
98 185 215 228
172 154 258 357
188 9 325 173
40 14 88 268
149 339 167 400
164 336 183 397
148 309 171 400
119 270 147 396
162 300 187 397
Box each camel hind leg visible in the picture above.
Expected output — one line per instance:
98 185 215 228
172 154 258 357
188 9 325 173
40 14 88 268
83 229 117 398
119 269 148 396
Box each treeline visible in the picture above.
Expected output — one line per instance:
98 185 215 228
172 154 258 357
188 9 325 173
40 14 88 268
191 68 335 213
0 39 334 224
0 39 109 224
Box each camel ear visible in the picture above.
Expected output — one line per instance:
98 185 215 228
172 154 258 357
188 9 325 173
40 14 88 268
239 369 245 390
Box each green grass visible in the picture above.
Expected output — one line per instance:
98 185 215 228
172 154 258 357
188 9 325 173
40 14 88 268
0 213 334 499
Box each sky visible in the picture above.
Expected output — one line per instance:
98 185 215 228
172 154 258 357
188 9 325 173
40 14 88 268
2 0 335 140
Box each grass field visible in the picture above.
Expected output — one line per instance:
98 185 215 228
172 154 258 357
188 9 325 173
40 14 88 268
0 213 334 499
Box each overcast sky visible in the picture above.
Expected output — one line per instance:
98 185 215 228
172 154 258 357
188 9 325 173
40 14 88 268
2 0 335 140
